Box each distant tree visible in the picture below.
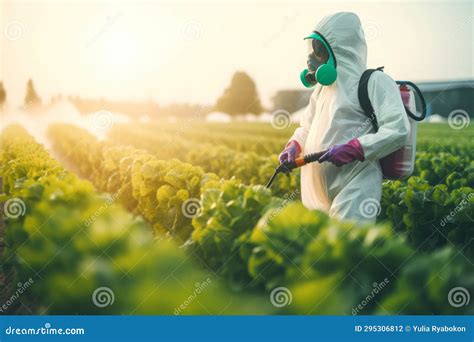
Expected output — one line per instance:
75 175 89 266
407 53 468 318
215 71 262 115
0 82 6 108
24 79 41 107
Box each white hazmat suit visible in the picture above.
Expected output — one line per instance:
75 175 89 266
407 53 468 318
290 12 410 222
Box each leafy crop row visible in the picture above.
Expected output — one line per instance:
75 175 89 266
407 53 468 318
192 179 473 314
49 125 213 242
1 125 265 314
107 125 299 197
380 177 473 255
48 124 473 314
107 124 473 254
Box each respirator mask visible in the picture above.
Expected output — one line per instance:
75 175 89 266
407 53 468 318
300 32 337 87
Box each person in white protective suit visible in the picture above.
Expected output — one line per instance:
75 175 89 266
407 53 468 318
279 12 410 222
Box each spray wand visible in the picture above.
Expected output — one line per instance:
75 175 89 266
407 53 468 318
265 150 328 188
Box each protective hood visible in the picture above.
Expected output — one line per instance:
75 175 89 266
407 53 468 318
314 12 367 79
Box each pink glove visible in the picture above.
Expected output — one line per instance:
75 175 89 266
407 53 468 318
318 138 365 166
279 140 302 164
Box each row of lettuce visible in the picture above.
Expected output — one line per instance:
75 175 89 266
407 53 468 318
45 123 473 314
106 124 474 256
108 124 474 202
107 125 299 198
123 121 474 156
0 125 270 314
109 122 474 192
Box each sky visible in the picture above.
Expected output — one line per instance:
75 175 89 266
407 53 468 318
1 0 473 108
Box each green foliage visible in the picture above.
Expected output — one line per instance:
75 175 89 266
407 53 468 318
380 177 473 255
45 121 474 315
49 124 219 242
248 202 328 289
2 125 268 315
107 125 298 197
380 247 474 314
415 152 473 189
251 202 413 314
191 179 278 288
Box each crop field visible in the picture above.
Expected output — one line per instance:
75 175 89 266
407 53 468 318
1 120 473 315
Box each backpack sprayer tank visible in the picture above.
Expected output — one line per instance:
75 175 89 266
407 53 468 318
379 83 418 179
358 67 427 180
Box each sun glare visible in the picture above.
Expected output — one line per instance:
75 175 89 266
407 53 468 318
101 30 139 71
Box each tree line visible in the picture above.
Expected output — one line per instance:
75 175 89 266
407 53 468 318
0 79 42 109
0 72 266 116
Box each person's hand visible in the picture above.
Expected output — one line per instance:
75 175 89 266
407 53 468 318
318 139 365 166
279 140 302 164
